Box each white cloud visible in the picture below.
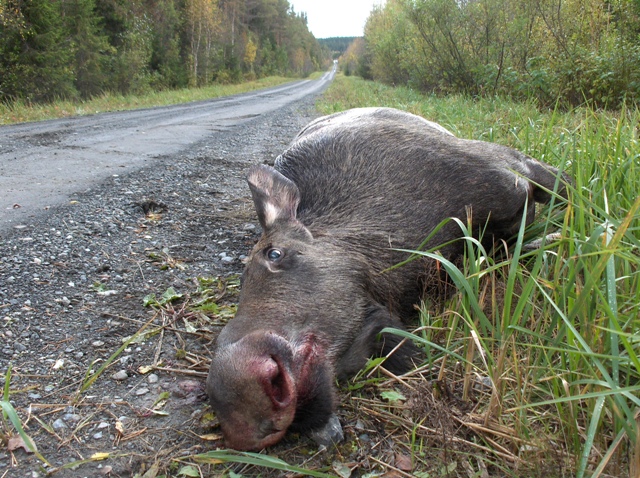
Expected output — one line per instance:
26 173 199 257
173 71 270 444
289 0 385 38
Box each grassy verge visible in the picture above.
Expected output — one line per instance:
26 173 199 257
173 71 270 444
0 76 299 125
314 75 640 477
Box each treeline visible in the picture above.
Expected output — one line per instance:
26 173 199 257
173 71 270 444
0 0 329 103
318 36 357 58
351 0 640 108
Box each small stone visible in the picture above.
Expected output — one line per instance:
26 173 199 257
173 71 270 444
92 340 105 347
28 393 42 400
97 422 109 429
63 414 81 423
135 387 150 396
112 370 128 381
118 416 131 425
93 431 103 440
52 419 67 430
147 374 159 384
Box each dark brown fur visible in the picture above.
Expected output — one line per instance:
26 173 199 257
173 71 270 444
206 107 568 450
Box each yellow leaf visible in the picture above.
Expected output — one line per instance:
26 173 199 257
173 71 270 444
90 452 110 461
138 365 153 374
115 420 125 436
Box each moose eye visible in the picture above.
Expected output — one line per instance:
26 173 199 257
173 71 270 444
266 248 283 262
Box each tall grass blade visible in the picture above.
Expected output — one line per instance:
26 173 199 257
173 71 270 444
192 450 334 477
577 395 606 478
0 400 51 467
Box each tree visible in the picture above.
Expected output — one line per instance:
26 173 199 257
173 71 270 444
185 0 221 85
0 0 331 105
148 0 185 89
61 0 113 98
360 0 640 107
0 0 75 101
244 36 257 72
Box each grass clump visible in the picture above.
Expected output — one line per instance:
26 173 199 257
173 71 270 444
317 75 640 477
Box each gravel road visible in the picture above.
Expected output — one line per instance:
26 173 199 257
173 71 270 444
0 74 332 477
0 71 334 230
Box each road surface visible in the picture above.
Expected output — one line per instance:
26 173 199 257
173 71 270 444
0 70 334 232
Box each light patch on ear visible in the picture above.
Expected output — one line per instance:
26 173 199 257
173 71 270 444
262 201 280 229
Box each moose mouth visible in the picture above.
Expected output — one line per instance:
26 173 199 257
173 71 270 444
208 330 333 450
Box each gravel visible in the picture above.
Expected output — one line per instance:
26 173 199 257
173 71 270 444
0 96 321 477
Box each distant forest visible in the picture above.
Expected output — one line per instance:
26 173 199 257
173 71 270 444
0 0 332 104
344 0 640 108
318 36 357 58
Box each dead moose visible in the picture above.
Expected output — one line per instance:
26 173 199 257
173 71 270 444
206 107 568 451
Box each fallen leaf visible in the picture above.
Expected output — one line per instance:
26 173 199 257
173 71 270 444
395 453 413 472
148 409 169 416
138 365 153 374
380 390 406 403
177 465 200 477
198 433 223 441
332 461 352 478
91 452 110 461
152 391 170 409
141 462 159 478
8 436 34 454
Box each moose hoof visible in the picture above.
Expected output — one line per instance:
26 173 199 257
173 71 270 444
309 414 344 448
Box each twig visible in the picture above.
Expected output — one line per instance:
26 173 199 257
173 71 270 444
369 455 414 478
153 367 207 377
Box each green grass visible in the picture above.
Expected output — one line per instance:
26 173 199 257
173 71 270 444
0 76 298 125
316 75 640 477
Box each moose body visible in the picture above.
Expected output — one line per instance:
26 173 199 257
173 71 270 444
206 107 567 450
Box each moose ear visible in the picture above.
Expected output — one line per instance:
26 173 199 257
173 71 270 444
247 164 301 231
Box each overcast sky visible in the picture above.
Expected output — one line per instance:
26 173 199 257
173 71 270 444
288 0 385 38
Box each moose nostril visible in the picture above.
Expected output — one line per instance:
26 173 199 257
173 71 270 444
269 357 287 403
258 420 279 436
